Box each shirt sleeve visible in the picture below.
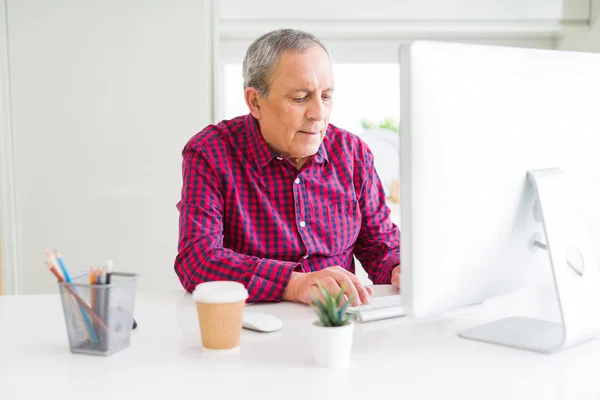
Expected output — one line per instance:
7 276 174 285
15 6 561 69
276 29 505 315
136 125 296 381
174 143 301 303
353 148 401 284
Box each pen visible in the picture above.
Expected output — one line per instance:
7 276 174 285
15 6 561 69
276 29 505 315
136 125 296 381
106 260 114 284
103 260 138 330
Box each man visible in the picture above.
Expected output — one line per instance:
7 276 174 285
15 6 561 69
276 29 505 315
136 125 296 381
174 28 400 306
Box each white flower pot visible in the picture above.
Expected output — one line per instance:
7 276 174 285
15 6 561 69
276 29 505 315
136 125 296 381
310 320 354 369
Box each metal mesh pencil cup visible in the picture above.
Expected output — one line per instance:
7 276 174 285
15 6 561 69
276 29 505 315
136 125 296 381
58 272 139 356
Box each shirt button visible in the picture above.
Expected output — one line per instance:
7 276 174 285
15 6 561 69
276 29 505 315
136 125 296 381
303 255 309 259
294 178 300 184
276 157 283 160
299 221 306 228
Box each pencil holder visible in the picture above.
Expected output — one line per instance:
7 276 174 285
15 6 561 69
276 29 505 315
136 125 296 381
57 272 139 356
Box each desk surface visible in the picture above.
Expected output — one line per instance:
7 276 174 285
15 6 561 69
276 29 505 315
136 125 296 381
1 285 599 400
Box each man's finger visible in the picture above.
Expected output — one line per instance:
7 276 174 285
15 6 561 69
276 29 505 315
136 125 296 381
338 274 361 306
391 265 401 289
392 273 400 289
308 284 321 304
335 267 370 305
319 269 362 306
327 268 360 306
321 276 341 300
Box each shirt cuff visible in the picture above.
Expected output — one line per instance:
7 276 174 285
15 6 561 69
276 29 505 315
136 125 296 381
248 259 301 302
373 249 400 284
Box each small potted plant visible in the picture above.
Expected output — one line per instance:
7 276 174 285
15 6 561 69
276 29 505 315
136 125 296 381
310 282 355 369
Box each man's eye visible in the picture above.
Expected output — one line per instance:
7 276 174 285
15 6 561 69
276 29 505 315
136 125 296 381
293 97 307 103
322 95 332 101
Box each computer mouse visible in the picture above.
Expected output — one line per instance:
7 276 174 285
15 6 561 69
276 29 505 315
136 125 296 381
242 311 283 333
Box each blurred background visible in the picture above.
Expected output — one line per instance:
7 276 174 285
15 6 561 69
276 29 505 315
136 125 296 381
1 0 599 294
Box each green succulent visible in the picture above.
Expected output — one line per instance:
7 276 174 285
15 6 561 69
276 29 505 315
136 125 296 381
310 282 354 327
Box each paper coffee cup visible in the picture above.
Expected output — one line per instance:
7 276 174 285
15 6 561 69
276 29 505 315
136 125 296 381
193 281 249 350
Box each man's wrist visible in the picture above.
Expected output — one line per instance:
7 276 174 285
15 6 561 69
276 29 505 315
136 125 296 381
283 271 302 302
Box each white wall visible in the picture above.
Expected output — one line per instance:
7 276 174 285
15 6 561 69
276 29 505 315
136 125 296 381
558 0 600 52
3 0 213 294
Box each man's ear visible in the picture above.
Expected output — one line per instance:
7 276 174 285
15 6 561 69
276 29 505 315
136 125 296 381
244 87 263 119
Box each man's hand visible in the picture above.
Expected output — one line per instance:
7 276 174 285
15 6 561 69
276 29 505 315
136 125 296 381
391 264 400 289
283 266 374 306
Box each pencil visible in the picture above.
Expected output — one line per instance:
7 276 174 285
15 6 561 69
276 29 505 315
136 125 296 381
48 265 108 332
97 268 108 331
47 261 92 342
46 249 95 336
54 250 72 283
45 250 61 276
90 267 96 327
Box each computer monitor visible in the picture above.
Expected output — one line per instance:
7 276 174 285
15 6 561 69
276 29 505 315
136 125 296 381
399 41 600 353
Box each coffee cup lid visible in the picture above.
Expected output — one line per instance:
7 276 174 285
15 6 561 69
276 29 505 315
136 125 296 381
193 281 249 304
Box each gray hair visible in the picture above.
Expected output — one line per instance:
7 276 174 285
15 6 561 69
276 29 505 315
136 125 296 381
243 28 330 97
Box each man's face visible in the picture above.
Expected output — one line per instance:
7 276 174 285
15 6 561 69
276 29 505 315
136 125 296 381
248 45 334 163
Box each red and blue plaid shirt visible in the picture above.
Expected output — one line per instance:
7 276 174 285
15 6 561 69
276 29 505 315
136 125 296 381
174 114 400 302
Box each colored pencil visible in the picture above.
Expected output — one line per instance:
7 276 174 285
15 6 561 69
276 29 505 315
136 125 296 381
48 265 108 332
54 250 72 283
45 251 100 342
47 261 92 342
90 267 96 328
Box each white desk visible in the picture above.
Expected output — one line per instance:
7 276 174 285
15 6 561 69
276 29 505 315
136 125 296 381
1 285 600 400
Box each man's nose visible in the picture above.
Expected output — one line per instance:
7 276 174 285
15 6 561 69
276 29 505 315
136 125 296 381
306 97 328 121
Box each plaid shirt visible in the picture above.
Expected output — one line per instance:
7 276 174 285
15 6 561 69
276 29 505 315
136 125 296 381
175 114 400 302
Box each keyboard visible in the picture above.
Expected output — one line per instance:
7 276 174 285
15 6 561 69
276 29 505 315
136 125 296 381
346 295 405 323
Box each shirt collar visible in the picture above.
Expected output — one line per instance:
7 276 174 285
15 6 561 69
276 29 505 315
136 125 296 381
314 135 329 165
246 114 277 169
245 114 329 169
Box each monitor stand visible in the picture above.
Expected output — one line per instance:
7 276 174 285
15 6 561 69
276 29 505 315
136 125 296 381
459 168 600 353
